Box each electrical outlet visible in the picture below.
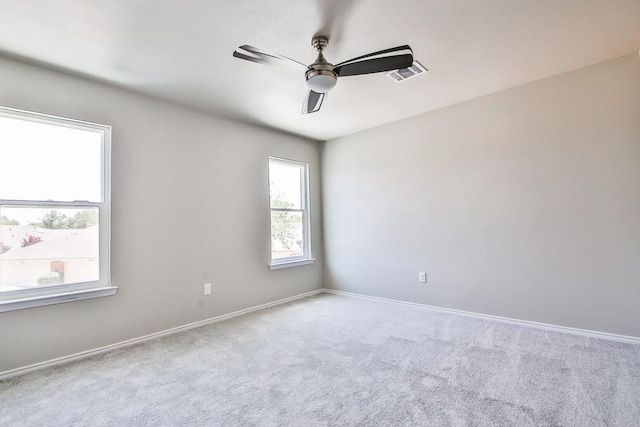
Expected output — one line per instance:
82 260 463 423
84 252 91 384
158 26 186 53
418 272 427 283
203 283 212 295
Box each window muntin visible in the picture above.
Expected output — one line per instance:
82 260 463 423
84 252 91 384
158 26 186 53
0 106 111 308
268 157 311 266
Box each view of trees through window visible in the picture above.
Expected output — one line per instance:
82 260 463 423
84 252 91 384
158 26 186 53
270 191 303 257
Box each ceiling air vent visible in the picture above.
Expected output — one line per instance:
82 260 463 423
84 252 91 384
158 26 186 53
386 61 428 82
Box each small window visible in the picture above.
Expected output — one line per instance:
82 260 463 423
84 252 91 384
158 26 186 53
0 106 115 312
268 157 313 269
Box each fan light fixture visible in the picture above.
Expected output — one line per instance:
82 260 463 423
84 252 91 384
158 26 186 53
305 69 337 93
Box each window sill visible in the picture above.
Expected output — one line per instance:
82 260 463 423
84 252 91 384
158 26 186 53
0 286 118 313
269 258 316 270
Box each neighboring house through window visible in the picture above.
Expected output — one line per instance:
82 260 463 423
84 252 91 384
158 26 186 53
0 106 115 312
268 157 313 269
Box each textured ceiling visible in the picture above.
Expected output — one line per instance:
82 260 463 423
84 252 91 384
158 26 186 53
0 0 639 141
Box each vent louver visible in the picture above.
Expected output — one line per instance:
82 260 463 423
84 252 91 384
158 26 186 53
386 61 428 82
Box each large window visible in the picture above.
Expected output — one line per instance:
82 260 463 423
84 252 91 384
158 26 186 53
268 157 313 269
0 106 114 312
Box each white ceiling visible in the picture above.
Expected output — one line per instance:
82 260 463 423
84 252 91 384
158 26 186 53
0 1 639 141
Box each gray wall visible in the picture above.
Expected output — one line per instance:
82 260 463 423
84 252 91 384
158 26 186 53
323 53 640 337
0 57 323 372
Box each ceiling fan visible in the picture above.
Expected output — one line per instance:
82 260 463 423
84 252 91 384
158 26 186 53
233 36 414 114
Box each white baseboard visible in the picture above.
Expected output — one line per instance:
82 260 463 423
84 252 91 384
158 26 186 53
322 289 640 345
0 289 324 380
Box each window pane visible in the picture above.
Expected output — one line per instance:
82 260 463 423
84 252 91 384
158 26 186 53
0 206 100 292
270 211 304 260
269 162 302 209
0 116 103 202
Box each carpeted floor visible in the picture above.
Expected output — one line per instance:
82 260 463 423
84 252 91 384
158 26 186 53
1 293 639 426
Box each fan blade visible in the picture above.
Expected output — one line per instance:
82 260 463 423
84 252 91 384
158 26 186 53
302 91 325 114
333 45 413 77
232 45 306 68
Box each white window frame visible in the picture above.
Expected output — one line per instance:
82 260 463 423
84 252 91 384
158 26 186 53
0 106 116 312
268 157 314 269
